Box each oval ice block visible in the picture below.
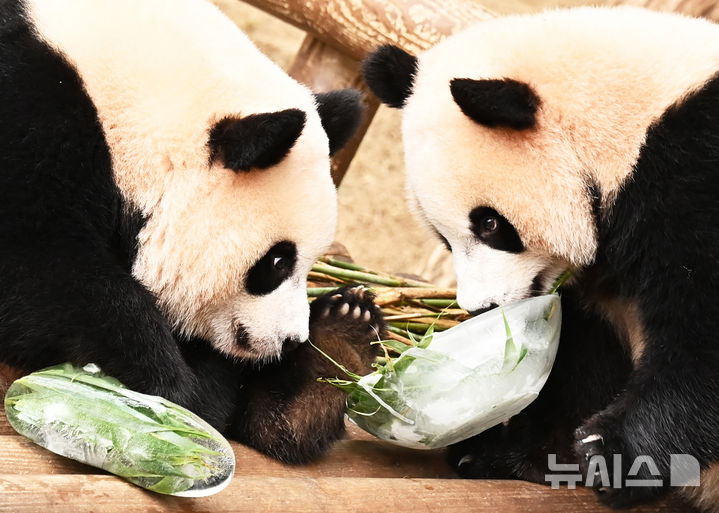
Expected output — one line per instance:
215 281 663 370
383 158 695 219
346 294 562 449
4 363 235 496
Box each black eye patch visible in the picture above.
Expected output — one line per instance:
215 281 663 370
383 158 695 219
469 207 524 253
246 241 298 296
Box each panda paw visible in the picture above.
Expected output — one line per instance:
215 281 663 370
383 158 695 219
309 286 384 369
448 424 517 479
310 286 383 337
574 410 663 508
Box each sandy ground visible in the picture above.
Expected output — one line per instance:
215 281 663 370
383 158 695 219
211 0 589 286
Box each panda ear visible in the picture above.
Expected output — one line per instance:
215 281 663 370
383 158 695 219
362 45 418 108
314 89 365 156
208 109 306 172
450 78 540 130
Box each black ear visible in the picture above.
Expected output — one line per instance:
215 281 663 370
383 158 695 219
450 78 540 130
315 89 364 156
208 109 306 172
362 45 418 108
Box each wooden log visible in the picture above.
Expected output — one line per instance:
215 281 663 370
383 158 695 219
241 0 496 59
0 473 692 513
0 433 453 479
607 0 719 19
0 436 97 475
0 362 25 398
288 34 380 185
0 395 453 478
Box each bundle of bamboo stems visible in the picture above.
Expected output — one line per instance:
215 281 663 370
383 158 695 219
308 256 470 345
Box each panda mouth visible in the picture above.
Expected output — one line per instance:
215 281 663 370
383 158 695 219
231 324 285 361
530 272 546 296
468 303 499 317
235 325 251 351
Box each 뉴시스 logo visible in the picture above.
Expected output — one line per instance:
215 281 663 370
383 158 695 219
545 453 701 489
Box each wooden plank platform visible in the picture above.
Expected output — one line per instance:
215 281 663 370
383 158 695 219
0 401 694 512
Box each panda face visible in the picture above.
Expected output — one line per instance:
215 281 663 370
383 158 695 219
401 72 591 310
26 0 362 360
365 6 719 310
409 184 566 312
451 207 559 312
195 240 319 360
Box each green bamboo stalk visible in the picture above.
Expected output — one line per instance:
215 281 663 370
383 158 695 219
312 262 433 289
307 287 341 297
388 321 449 333
384 313 440 322
386 325 414 337
419 299 458 308
317 256 368 272
311 263 404 287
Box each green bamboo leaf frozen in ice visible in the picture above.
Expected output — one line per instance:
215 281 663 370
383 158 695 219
4 363 235 496
317 294 562 449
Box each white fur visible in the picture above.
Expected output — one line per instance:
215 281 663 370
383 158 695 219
26 0 337 357
452 244 556 312
403 6 719 308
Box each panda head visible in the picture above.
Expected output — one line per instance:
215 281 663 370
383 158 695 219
27 0 363 360
364 7 719 312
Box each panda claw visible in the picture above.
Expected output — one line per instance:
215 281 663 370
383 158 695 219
310 286 385 340
580 433 604 445
458 454 474 468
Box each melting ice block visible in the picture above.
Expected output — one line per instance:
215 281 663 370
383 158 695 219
4 363 235 496
345 294 561 449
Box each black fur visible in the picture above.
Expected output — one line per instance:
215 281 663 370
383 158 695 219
229 287 383 463
431 226 451 251
452 70 719 510
315 89 364 156
0 0 222 424
530 273 545 296
208 109 306 172
586 180 603 232
570 71 719 507
362 45 418 108
245 240 297 296
0 1 383 463
450 78 540 130
469 206 524 253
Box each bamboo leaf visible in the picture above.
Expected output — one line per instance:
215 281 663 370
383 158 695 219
4 364 235 497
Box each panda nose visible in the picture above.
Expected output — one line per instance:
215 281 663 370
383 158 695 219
282 336 302 354
468 303 498 316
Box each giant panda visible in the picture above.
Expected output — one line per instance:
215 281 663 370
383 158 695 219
0 0 383 464
363 6 719 511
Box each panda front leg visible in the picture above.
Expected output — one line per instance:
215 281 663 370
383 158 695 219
228 286 382 464
574 295 719 508
0 249 234 428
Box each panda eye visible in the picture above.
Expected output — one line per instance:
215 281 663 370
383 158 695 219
481 216 499 234
469 207 524 253
246 241 297 295
273 255 290 272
